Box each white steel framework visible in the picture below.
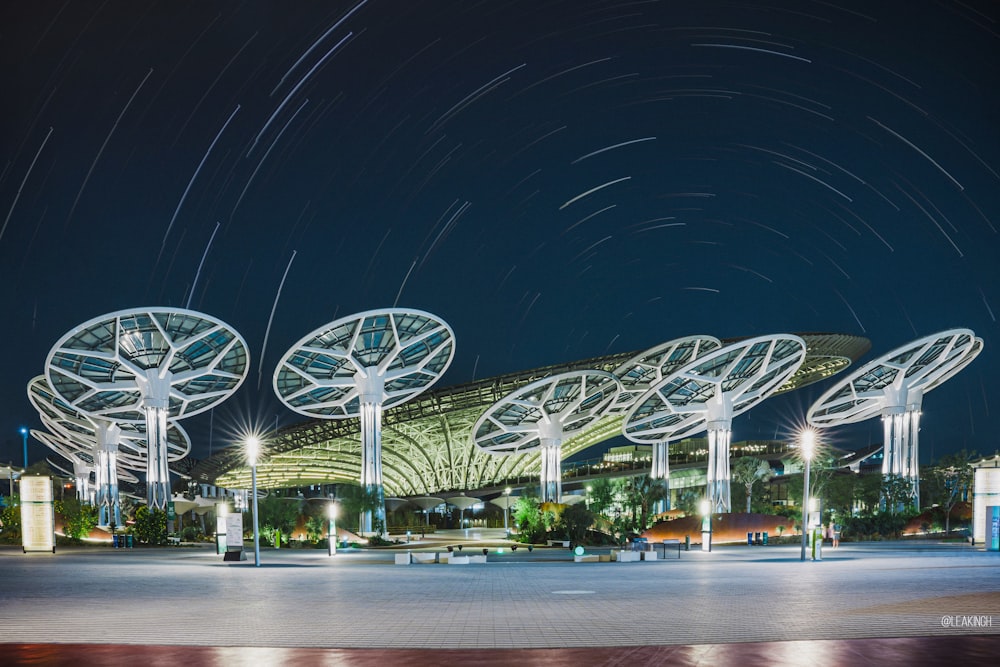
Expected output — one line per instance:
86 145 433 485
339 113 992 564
273 308 455 534
612 336 721 508
622 335 807 513
45 307 248 509
807 329 983 508
28 375 190 524
209 334 869 496
472 370 622 503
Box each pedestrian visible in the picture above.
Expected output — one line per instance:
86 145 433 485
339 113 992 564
832 523 841 549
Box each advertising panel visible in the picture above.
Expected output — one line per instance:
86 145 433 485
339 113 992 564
20 476 55 553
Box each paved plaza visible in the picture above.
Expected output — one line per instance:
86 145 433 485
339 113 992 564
1 535 998 664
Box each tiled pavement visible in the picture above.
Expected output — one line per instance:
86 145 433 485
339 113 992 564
1 539 998 664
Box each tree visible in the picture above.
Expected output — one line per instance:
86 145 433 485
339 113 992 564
56 497 98 542
559 503 594 546
338 485 383 535
824 470 858 517
0 493 21 541
922 450 976 534
133 506 167 545
855 474 882 514
586 478 615 516
731 457 772 513
619 476 668 531
257 494 301 547
880 476 914 515
512 493 551 543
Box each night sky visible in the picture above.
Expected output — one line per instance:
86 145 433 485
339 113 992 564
2 1 997 472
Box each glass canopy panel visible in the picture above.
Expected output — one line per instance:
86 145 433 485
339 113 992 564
905 340 949 378
154 312 215 344
853 365 898 392
692 349 741 378
63 321 116 352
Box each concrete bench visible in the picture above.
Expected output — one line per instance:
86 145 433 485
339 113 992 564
546 540 570 547
411 552 440 564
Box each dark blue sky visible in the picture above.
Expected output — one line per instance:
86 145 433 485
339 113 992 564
2 1 997 469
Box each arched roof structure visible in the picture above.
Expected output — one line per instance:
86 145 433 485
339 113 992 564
201 333 869 496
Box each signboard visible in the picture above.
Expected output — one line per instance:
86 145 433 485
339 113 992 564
989 506 999 552
216 514 227 554
167 501 176 521
973 468 1000 545
21 476 55 553
225 513 244 552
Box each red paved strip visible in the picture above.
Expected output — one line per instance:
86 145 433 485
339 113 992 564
4 636 1000 666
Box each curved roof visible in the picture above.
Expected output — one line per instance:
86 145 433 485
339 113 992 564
473 370 622 454
274 308 456 418
808 329 981 427
622 335 806 443
202 333 869 495
27 375 191 464
45 307 250 423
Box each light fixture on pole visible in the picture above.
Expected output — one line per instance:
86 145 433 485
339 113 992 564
328 500 338 556
247 436 261 568
800 429 814 562
700 498 712 552
19 427 28 468
504 487 511 536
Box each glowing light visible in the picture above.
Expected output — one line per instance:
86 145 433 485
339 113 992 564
801 429 815 460
246 436 260 466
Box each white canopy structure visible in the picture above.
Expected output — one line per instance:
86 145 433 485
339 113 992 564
45 307 249 510
273 308 455 534
472 370 622 503
28 375 189 524
807 329 983 507
611 336 721 499
623 335 807 513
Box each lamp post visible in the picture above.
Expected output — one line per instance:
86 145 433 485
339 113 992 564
503 487 511 536
328 500 338 556
700 498 712 552
800 429 814 562
247 436 261 567
19 427 28 468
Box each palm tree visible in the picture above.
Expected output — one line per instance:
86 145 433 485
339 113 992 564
731 457 772 513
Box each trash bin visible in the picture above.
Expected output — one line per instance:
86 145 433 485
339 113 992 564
126 534 134 549
747 532 753 546
112 534 119 548
684 535 690 551
754 531 761 545
762 532 768 545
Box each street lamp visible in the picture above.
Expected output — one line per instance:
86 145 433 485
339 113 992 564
328 500 338 556
700 498 712 552
247 436 261 567
800 429 814 562
504 487 512 536
19 427 28 468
